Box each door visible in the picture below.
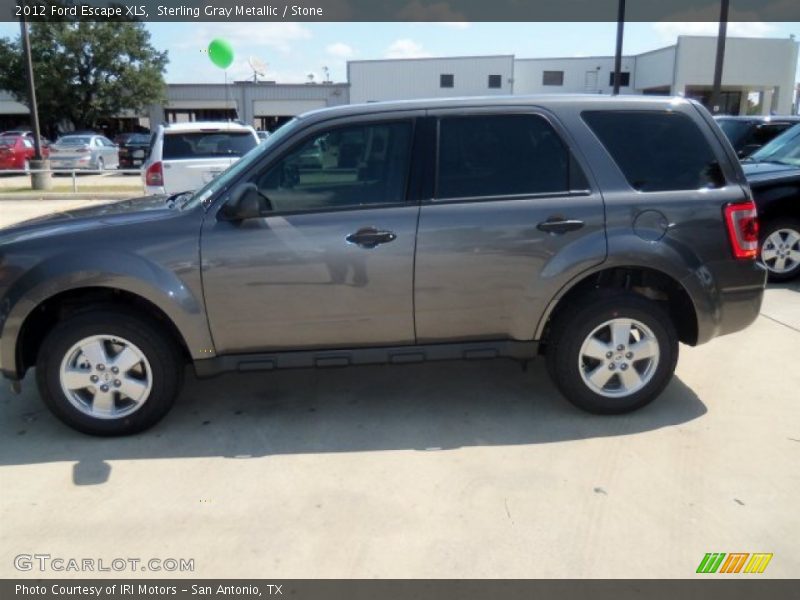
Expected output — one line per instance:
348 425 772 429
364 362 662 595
414 111 607 343
585 70 598 93
201 118 419 354
162 129 258 194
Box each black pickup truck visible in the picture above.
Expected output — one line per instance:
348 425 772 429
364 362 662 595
741 123 800 281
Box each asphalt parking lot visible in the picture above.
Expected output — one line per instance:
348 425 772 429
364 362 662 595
0 200 798 578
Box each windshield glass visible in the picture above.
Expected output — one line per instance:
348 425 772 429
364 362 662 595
716 119 752 146
57 136 92 146
182 118 301 209
749 123 800 166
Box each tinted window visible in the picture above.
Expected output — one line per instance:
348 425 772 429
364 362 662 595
750 124 790 146
717 119 753 147
750 123 800 166
583 111 725 192
542 71 564 86
488 74 502 89
440 74 454 88
436 114 570 199
163 131 257 159
251 121 412 213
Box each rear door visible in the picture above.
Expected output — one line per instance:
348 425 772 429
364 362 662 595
414 108 607 343
162 129 258 194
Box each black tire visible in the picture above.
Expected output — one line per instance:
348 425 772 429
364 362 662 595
545 292 679 415
759 217 800 282
36 310 183 436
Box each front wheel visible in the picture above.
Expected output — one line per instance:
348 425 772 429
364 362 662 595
546 293 679 414
36 310 183 436
759 218 800 282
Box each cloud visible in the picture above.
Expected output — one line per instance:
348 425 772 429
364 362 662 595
652 21 777 43
179 22 313 54
385 39 431 59
326 42 354 58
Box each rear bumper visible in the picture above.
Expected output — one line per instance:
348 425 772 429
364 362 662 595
684 259 766 345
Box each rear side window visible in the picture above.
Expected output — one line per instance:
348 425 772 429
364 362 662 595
163 131 257 159
436 114 570 199
583 111 725 192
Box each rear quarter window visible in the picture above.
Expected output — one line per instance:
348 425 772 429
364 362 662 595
583 110 725 192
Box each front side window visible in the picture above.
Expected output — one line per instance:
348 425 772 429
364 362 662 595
583 110 725 192
436 114 570 199
251 121 412 213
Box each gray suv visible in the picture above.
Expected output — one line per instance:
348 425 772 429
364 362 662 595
0 96 766 436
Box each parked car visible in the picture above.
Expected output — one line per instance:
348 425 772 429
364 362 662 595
0 96 765 436
142 122 259 195
740 123 800 281
256 130 271 143
715 115 800 158
116 133 151 169
0 134 49 171
0 130 51 147
49 134 119 171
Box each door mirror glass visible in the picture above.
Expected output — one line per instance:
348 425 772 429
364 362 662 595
219 183 273 221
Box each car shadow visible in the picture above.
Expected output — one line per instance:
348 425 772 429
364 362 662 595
0 359 707 485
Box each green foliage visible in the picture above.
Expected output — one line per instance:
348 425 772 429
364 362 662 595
0 19 168 130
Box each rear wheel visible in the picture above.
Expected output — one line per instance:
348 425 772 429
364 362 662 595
759 218 800 282
36 310 183 436
546 292 679 414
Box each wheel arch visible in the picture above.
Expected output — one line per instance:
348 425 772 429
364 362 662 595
536 265 699 348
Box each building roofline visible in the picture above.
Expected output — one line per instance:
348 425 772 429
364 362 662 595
514 55 635 62
347 54 515 65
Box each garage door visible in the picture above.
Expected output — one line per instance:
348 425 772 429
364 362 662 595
253 99 327 116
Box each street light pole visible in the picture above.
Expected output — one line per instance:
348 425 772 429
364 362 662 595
710 0 730 114
18 15 43 160
612 0 626 95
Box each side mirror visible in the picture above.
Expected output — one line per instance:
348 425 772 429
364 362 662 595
219 183 273 222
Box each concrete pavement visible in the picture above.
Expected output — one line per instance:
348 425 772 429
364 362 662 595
0 202 797 579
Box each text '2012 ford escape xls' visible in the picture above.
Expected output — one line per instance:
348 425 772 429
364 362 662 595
0 96 765 435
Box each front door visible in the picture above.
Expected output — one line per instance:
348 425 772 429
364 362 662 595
414 110 607 343
201 118 419 354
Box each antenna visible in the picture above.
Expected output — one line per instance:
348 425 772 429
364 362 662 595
248 56 268 82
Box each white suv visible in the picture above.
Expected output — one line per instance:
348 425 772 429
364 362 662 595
142 122 259 195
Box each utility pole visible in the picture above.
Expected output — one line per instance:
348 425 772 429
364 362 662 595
612 0 626 95
19 15 42 160
710 0 730 114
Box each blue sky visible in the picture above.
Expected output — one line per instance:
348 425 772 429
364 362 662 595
1 21 799 83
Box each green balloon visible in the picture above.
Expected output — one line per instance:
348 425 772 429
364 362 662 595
208 39 234 69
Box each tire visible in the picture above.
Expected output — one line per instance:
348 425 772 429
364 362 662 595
545 292 679 415
759 217 800 282
36 310 183 436
96 157 105 172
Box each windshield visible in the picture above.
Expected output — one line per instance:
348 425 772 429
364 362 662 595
126 134 150 145
716 119 752 146
182 118 301 209
749 123 800 166
57 136 92 146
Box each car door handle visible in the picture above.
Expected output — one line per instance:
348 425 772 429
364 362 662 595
346 227 397 249
537 218 585 234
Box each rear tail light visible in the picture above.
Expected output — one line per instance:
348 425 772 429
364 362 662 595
724 200 759 259
145 161 163 186
76 146 90 153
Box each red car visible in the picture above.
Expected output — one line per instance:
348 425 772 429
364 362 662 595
0 134 49 171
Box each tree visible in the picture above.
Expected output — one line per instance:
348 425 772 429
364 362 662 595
0 19 168 133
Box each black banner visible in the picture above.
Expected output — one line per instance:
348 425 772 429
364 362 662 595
3 0 800 22
3 580 800 600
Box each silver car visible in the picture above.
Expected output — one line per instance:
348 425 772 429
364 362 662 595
49 134 120 171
